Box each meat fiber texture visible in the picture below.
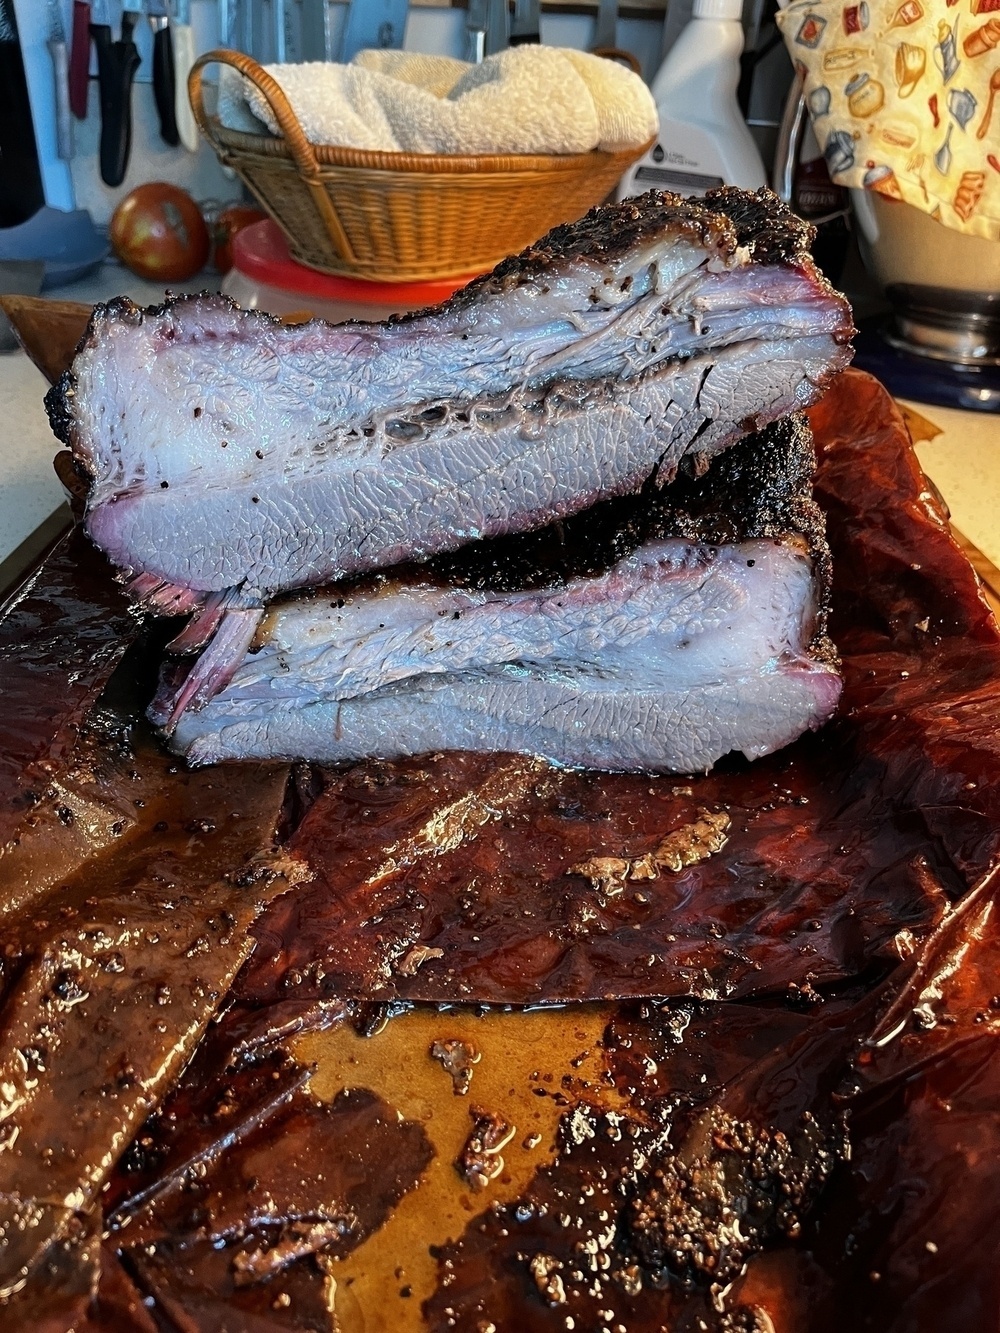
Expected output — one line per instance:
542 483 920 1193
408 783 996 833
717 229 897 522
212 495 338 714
48 188 853 632
164 416 842 774
168 536 840 772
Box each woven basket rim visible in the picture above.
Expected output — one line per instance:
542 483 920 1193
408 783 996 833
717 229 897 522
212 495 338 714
208 116 654 175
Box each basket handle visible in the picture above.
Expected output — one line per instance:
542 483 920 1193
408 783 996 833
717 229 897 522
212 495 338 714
188 49 357 266
188 48 323 181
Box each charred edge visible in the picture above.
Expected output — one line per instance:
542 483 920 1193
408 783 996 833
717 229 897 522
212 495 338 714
426 414 835 661
390 188 815 326
698 188 856 349
700 187 815 266
44 370 79 451
652 413 836 664
697 190 854 339
43 291 284 451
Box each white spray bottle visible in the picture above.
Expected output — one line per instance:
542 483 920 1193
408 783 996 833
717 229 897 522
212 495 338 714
619 0 767 199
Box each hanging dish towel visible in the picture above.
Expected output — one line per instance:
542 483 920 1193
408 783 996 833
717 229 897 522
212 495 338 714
217 45 658 156
777 0 1000 239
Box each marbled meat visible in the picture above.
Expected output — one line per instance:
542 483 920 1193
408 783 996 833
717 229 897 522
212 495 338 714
160 416 841 772
47 189 852 643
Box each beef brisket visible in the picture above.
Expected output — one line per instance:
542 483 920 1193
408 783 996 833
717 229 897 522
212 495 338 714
48 189 852 631
162 418 841 773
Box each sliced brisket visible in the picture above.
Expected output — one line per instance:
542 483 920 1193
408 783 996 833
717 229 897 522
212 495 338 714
48 189 852 626
162 418 841 773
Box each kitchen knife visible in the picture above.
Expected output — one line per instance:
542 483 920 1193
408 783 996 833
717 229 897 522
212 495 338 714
590 0 641 73
47 0 74 159
217 0 233 49
299 0 330 60
509 0 540 46
250 0 270 60
69 0 90 118
237 0 252 55
466 0 486 62
592 0 617 50
484 0 509 54
339 0 410 62
172 0 198 150
147 0 179 145
0 0 46 226
91 0 141 187
281 0 303 63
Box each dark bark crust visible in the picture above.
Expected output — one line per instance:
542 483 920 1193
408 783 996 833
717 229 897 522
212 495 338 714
405 187 819 322
427 413 835 663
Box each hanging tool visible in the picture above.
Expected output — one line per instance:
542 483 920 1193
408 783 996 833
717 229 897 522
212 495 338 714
0 0 46 224
69 0 91 118
339 0 410 63
217 0 234 50
484 0 509 55
510 0 540 46
250 0 270 61
466 0 487 61
47 0 73 159
91 0 141 186
299 0 330 61
147 0 179 145
590 0 641 74
172 0 198 149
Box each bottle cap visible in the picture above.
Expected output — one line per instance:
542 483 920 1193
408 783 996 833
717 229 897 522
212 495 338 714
693 0 744 18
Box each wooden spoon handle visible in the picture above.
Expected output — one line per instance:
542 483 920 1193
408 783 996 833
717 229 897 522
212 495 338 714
977 85 997 140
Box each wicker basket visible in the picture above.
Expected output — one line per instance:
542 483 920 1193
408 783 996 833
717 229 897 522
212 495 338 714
188 49 653 283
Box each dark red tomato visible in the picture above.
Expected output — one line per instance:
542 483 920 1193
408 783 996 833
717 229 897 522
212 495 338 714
110 182 210 282
212 204 267 274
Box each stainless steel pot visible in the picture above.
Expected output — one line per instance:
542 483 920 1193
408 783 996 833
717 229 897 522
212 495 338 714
850 190 1000 367
774 70 1000 368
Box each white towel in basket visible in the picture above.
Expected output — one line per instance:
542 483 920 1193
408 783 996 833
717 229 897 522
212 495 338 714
217 45 657 156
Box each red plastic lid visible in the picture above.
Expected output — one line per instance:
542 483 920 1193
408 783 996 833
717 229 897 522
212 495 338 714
231 219 482 303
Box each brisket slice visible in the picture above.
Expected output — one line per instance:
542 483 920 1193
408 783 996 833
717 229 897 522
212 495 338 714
162 417 842 773
48 189 852 630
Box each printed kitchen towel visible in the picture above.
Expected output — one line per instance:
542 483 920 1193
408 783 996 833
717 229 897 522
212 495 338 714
777 0 1000 238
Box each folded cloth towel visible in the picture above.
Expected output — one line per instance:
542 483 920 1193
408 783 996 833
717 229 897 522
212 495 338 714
776 0 1000 240
217 45 658 156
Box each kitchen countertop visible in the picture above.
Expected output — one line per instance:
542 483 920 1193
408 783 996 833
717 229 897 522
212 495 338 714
1 272 999 592
0 265 218 578
908 402 1000 562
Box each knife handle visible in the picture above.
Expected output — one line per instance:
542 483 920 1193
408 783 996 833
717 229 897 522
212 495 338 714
172 22 199 152
152 24 179 146
92 23 141 187
69 0 91 119
48 37 74 159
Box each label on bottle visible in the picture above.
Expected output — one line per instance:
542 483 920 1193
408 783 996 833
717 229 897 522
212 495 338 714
619 120 762 201
633 164 726 191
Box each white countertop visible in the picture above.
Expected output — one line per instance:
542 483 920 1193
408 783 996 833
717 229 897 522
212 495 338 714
910 402 1000 571
1 274 999 582
0 349 69 561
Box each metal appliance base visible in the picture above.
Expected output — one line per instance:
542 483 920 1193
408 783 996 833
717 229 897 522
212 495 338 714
853 318 1000 413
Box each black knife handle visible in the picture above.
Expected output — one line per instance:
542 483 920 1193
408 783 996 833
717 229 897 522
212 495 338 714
152 25 179 147
92 22 141 187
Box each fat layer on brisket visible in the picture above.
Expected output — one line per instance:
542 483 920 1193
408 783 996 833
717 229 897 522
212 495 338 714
48 188 852 624
162 417 842 774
